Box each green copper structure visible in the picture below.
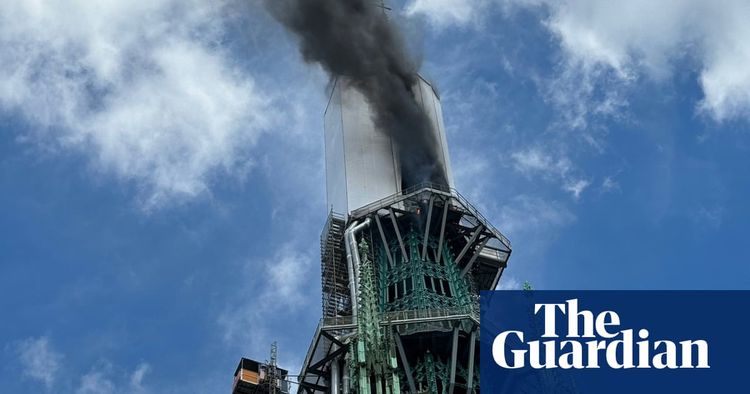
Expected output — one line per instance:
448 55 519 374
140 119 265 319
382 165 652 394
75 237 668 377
353 239 401 394
299 185 512 393
379 229 472 312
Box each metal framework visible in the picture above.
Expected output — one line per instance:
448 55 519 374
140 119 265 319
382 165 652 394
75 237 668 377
322 212 349 318
301 184 511 394
267 342 281 394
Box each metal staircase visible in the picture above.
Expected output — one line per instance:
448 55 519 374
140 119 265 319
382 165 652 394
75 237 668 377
321 211 348 318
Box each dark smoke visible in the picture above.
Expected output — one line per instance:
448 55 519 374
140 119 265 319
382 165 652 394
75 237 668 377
266 0 448 189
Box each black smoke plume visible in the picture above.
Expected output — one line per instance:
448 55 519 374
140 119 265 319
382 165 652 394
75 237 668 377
266 0 448 189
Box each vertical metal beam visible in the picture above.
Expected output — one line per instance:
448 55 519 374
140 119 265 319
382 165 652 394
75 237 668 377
331 355 340 394
436 200 449 264
394 332 417 393
449 326 459 394
421 195 435 260
389 208 408 262
467 330 477 393
374 214 395 269
460 236 490 277
345 219 371 324
492 266 506 290
454 226 484 266
388 342 401 394
343 361 350 394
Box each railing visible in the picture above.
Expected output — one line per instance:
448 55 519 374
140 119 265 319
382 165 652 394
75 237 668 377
349 182 511 250
320 209 346 243
322 315 354 327
349 184 441 219
382 306 479 324
320 306 479 329
450 187 512 250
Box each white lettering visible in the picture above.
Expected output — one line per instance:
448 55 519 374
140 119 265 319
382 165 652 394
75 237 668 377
493 331 526 369
535 303 566 338
491 299 710 370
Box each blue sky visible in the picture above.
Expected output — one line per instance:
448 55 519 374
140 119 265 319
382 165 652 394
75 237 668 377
1 0 749 392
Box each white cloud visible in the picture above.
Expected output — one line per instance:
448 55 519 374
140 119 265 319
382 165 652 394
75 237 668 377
16 336 63 389
404 0 489 27
537 61 630 134
407 0 750 123
216 244 317 380
496 275 521 290
267 246 314 304
15 337 153 393
75 361 152 394
511 147 571 177
77 371 116 394
563 178 590 200
129 363 151 393
0 0 273 209
217 244 315 347
510 147 591 199
601 176 620 193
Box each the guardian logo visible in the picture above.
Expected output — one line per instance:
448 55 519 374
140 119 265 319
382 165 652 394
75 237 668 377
492 299 710 370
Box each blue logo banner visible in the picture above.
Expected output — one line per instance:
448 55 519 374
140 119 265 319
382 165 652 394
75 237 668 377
480 291 750 393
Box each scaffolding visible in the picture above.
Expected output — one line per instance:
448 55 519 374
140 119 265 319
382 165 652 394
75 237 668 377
266 342 280 394
321 212 348 318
